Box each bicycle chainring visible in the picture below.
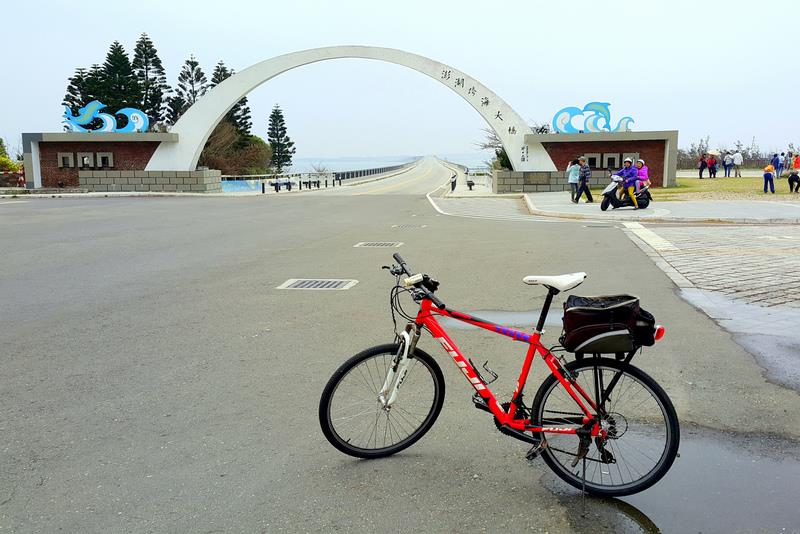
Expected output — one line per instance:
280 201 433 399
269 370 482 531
493 402 529 431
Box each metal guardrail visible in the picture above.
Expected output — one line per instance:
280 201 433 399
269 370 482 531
220 159 420 192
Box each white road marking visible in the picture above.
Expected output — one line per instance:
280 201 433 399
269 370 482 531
622 222 678 251
0 200 30 205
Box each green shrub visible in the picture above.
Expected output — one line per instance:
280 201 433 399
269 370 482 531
0 155 20 172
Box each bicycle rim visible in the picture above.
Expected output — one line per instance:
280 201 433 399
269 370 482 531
533 360 678 495
324 348 442 456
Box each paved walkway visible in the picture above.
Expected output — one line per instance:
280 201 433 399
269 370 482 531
624 222 800 389
525 191 800 224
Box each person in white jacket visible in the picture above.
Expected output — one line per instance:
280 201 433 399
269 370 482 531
732 151 744 177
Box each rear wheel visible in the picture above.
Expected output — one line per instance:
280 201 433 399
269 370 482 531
319 344 445 459
600 196 611 211
531 358 679 496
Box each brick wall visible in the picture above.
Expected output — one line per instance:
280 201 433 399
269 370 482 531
493 170 608 193
0 173 22 187
541 140 666 187
78 170 222 193
38 142 160 188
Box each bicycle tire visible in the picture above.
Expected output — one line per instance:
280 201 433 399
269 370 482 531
531 358 679 496
319 344 445 459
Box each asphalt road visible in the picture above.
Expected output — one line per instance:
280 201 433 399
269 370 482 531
2 158 799 532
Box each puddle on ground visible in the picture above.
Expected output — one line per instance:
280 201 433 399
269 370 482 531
545 426 800 533
438 309 562 330
681 288 800 391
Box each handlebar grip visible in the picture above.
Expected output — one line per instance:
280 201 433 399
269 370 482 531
424 288 446 310
392 253 412 275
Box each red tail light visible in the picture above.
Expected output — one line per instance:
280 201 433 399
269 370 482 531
654 325 665 341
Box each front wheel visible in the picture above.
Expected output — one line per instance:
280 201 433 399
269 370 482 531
600 196 611 211
531 358 679 496
319 344 445 459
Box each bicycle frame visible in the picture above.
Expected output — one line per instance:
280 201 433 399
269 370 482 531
415 299 602 437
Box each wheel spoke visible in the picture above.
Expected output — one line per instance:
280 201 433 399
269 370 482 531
533 361 677 495
323 348 442 456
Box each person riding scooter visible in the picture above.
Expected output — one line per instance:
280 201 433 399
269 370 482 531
613 158 640 209
600 162 652 211
635 159 650 192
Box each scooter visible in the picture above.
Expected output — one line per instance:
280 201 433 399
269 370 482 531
600 176 652 211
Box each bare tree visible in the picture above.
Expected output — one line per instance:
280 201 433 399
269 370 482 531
310 162 328 174
475 126 502 151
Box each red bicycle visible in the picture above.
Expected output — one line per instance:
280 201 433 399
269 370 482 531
319 254 679 496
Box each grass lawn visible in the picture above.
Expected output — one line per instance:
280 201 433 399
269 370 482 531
651 176 800 201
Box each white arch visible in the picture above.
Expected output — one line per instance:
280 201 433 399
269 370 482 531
146 46 556 172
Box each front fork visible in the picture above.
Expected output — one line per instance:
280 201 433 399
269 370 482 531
378 323 420 408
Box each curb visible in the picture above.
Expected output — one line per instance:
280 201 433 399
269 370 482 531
523 194 800 225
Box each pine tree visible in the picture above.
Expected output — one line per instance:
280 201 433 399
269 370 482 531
63 67 89 116
209 61 252 135
132 33 170 127
167 94 187 125
267 104 295 173
176 55 207 107
101 41 141 114
62 65 105 130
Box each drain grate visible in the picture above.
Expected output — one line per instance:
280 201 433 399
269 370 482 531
353 242 404 248
392 224 427 229
276 279 358 290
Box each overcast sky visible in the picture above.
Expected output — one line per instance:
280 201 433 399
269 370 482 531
2 0 796 159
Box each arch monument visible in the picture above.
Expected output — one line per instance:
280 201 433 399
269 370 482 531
145 45 556 172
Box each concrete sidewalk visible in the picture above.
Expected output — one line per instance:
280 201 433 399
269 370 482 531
525 191 800 224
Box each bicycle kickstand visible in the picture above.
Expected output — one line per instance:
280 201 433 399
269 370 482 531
581 456 586 515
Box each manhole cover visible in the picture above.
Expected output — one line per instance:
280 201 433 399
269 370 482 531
353 242 404 248
392 224 427 229
276 279 358 290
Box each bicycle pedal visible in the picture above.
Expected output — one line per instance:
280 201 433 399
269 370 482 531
525 437 547 461
471 393 491 413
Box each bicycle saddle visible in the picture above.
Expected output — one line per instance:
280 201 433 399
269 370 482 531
523 272 586 292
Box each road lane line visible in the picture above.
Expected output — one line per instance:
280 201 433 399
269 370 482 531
353 167 434 195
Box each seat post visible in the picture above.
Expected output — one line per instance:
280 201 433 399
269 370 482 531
535 287 559 333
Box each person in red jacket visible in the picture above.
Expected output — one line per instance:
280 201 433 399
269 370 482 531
707 155 718 178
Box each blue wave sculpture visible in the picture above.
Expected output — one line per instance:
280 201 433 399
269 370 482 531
552 102 633 134
63 100 149 133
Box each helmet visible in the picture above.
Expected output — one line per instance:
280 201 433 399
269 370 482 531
637 159 646 165
624 157 633 163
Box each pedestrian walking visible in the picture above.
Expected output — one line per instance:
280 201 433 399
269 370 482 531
566 158 580 202
777 152 786 177
770 153 780 174
723 152 734 177
763 163 776 194
707 154 718 178
575 156 594 203
698 153 708 179
788 169 800 193
733 150 744 177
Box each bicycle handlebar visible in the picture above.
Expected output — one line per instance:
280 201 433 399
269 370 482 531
423 287 446 310
391 253 445 310
392 253 412 276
